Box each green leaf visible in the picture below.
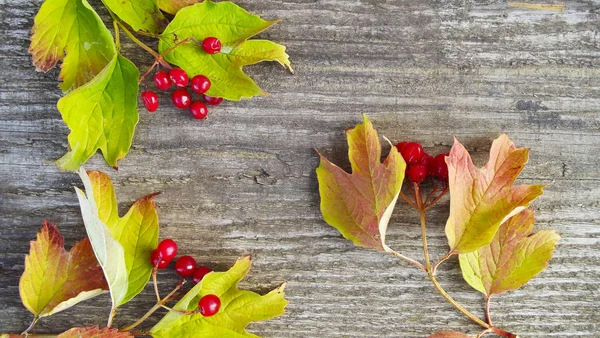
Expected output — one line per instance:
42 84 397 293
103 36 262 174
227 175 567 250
159 1 292 101
29 0 115 92
459 209 560 296
56 53 140 171
102 0 166 33
315 115 406 252
150 256 287 338
58 326 134 337
158 0 198 14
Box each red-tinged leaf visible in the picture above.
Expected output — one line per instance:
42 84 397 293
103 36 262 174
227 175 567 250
428 331 474 338
316 115 406 252
58 326 133 337
459 209 560 296
19 221 108 318
158 0 198 14
445 134 545 254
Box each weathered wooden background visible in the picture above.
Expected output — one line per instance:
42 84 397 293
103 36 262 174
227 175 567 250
1 0 599 337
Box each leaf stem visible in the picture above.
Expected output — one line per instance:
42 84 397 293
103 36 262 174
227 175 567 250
485 296 493 326
107 306 117 328
424 187 448 211
390 249 426 272
400 191 418 209
121 303 162 332
117 22 160 59
21 316 38 336
414 183 432 273
432 252 451 275
113 20 120 49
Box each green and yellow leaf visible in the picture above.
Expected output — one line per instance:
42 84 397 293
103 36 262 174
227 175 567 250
316 115 406 252
158 0 198 14
459 209 560 296
102 0 166 34
58 326 134 337
56 54 140 171
19 221 108 318
445 134 545 254
159 1 292 101
150 256 287 338
29 0 116 92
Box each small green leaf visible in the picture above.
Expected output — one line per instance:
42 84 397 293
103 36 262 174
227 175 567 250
159 1 291 101
56 54 140 171
150 256 287 337
102 0 166 33
29 0 115 92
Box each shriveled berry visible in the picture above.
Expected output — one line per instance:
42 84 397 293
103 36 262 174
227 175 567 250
190 101 208 120
192 266 212 284
141 91 159 112
175 255 197 277
432 153 449 181
169 68 189 87
156 239 178 261
150 249 170 269
202 95 223 106
154 71 171 90
407 164 427 184
198 294 221 317
172 89 192 109
202 37 221 54
396 141 408 153
400 142 424 164
191 75 211 94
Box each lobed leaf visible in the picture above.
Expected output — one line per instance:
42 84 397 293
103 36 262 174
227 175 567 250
58 326 134 337
158 1 292 101
445 134 545 254
315 115 406 252
459 209 560 296
29 0 115 92
158 0 198 14
102 0 166 33
19 221 108 318
56 54 140 170
150 256 287 337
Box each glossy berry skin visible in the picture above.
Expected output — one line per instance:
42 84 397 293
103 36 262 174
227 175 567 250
141 91 159 112
191 75 211 94
407 164 428 184
198 294 221 317
203 95 223 106
156 239 178 261
396 141 408 153
190 101 209 120
175 256 197 277
202 37 222 54
154 71 171 90
169 68 189 87
192 266 212 284
400 142 424 164
432 153 449 181
150 249 170 269
172 89 192 109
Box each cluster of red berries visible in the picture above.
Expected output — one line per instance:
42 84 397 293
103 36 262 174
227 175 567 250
140 37 224 119
396 142 449 184
150 239 221 316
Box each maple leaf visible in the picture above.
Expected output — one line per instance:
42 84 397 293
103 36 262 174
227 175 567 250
102 0 167 34
58 326 134 337
158 1 292 101
158 0 197 14
428 331 473 338
29 0 116 92
75 169 159 309
55 54 140 170
150 256 287 338
445 134 545 254
19 221 108 319
315 115 406 252
459 209 560 296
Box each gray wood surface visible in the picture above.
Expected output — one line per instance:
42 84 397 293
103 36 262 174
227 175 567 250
1 0 599 337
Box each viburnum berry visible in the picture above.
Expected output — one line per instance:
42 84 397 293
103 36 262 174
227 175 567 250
150 249 170 269
420 153 434 170
192 266 212 284
400 142 424 164
396 141 408 153
432 153 449 181
141 90 159 112
407 164 427 184
169 68 189 87
203 95 223 106
202 37 222 54
172 89 192 109
198 294 221 317
190 101 209 120
191 75 211 94
154 71 171 90
175 255 197 277
156 238 178 261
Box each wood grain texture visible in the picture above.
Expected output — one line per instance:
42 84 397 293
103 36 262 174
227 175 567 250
1 0 599 337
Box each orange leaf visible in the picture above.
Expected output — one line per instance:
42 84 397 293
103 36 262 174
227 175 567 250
58 326 133 337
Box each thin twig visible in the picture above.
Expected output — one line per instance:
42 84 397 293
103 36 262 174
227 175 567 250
485 296 493 326
390 250 426 272
21 316 38 336
432 252 452 276
400 191 418 209
424 187 448 211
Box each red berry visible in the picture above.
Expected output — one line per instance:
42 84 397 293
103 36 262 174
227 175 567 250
400 142 424 164
150 249 170 269
202 95 223 106
169 68 189 87
396 141 408 153
432 153 449 181
190 101 208 120
156 239 178 261
175 256 197 277
191 75 211 94
172 89 192 109
198 294 221 317
192 266 212 284
154 71 171 90
202 37 222 54
141 91 159 112
407 164 427 184
420 153 434 168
